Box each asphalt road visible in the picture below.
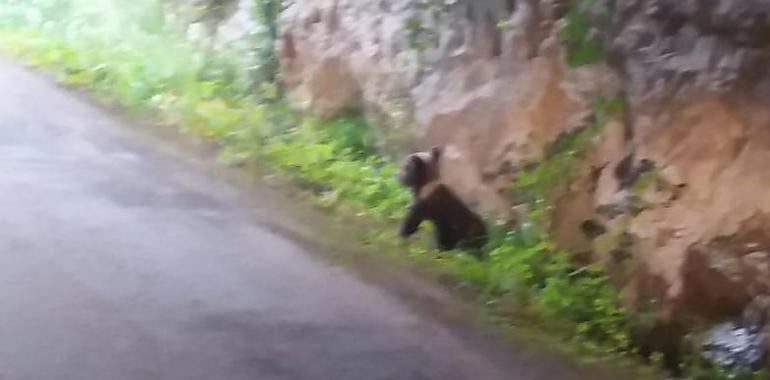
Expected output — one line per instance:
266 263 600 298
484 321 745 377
0 57 621 380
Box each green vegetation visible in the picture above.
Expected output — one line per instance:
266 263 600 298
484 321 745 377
0 1 764 379
516 95 623 225
500 95 631 354
559 0 611 66
0 0 633 357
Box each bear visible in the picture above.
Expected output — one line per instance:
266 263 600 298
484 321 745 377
396 146 488 257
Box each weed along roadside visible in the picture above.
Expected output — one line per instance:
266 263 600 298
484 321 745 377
0 1 766 379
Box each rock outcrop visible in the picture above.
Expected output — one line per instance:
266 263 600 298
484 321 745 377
278 0 613 214
277 0 770 339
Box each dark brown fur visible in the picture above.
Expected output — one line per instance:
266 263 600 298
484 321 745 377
397 147 488 256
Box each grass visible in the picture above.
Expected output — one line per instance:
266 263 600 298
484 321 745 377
0 19 635 356
0 1 764 379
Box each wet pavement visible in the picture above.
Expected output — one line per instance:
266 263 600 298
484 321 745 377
0 57 622 380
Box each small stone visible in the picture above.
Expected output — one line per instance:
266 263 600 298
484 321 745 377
701 321 765 370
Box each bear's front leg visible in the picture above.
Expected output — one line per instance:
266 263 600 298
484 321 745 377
399 203 424 238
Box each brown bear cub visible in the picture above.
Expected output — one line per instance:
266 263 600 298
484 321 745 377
396 146 488 257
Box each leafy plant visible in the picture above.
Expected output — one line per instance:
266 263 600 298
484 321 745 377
559 0 612 66
1 2 761 378
515 96 622 230
0 1 636 364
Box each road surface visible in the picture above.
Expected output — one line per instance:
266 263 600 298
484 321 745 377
0 57 621 380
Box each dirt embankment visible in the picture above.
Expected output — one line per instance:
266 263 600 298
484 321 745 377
276 0 770 338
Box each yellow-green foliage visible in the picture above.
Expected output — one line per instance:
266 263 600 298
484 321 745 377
0 0 633 357
4 3 762 377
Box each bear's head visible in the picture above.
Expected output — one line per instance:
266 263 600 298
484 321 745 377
397 146 442 193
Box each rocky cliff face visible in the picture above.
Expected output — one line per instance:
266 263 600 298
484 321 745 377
278 0 612 214
603 0 770 322
277 0 770 334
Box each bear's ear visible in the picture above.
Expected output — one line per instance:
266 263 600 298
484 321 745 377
409 154 425 172
430 146 443 162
